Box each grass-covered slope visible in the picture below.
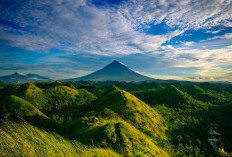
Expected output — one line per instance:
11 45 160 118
63 87 169 156
90 87 167 140
7 82 97 112
0 95 53 127
18 82 47 109
179 84 205 96
0 83 20 100
0 95 47 119
0 120 120 157
133 85 209 111
44 85 96 111
180 84 231 105
64 116 169 157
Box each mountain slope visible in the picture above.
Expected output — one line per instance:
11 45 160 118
67 60 154 82
0 72 52 83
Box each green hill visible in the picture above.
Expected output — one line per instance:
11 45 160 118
133 85 209 111
12 83 96 112
179 84 205 96
0 95 47 119
89 87 167 140
64 116 169 157
63 87 169 156
0 95 51 127
180 84 229 105
0 86 170 156
18 82 47 109
0 83 20 100
44 85 96 111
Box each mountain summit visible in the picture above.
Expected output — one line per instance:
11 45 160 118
67 60 154 82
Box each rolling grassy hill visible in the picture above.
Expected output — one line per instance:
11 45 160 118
133 85 210 111
0 95 47 119
89 87 167 140
63 86 169 156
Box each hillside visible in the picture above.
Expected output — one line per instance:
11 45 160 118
89 87 167 139
0 95 51 127
44 85 96 111
0 95 47 118
133 85 209 111
63 86 169 156
0 120 120 157
1 82 97 112
0 83 20 100
64 117 169 157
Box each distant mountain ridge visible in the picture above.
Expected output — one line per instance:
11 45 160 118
66 60 155 82
0 72 52 83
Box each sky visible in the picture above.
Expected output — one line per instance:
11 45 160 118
0 0 232 82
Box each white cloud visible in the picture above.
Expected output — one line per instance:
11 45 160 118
205 30 222 34
137 69 232 82
120 0 232 30
148 44 232 82
183 42 194 46
208 33 232 40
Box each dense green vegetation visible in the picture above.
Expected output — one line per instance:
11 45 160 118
0 80 231 156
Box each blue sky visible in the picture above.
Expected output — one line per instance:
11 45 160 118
0 0 232 82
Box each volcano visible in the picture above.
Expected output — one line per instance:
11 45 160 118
67 60 154 82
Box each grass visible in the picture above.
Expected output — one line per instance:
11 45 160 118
64 117 169 157
13 83 97 112
90 87 167 141
0 95 47 119
0 120 120 157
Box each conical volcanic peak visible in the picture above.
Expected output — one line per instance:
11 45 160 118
99 60 132 72
67 61 155 82
111 60 121 64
